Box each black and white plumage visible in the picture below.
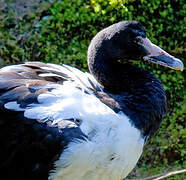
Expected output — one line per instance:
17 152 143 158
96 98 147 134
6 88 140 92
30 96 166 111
0 21 183 180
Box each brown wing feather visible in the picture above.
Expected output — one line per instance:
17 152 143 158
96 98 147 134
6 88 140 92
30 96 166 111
0 62 70 107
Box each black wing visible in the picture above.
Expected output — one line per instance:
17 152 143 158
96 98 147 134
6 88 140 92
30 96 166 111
0 62 87 180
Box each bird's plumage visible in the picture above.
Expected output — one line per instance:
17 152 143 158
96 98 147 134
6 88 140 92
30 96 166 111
0 62 144 180
0 21 183 180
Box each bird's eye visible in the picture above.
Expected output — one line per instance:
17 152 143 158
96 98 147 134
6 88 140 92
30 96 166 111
135 36 143 45
74 118 82 126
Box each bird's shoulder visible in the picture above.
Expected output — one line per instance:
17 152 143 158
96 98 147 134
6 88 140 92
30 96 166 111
0 61 102 109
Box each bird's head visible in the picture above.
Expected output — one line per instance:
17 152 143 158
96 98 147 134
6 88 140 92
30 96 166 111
91 21 184 71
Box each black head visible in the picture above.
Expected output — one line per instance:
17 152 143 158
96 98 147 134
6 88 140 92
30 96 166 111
88 21 183 71
108 21 148 60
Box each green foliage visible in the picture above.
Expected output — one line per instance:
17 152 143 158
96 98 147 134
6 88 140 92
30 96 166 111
0 0 185 174
0 12 24 64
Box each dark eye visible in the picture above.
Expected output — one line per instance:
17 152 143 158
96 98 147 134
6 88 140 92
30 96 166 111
135 36 143 45
74 118 82 125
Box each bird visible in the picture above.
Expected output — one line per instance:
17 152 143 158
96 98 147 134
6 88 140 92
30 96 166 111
0 21 184 180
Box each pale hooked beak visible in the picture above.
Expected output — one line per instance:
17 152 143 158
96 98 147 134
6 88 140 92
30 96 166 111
138 37 184 71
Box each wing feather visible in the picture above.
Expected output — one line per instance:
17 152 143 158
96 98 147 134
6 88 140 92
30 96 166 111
0 62 91 179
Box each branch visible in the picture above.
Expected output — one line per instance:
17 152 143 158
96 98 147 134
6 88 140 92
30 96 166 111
128 169 186 180
153 169 186 180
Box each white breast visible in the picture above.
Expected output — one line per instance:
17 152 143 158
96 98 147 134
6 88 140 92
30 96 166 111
42 85 144 180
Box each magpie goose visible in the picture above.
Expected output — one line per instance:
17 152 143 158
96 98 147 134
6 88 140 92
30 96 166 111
0 21 184 180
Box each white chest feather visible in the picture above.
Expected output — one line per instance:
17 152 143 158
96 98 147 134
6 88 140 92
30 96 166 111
41 84 144 180
49 111 144 180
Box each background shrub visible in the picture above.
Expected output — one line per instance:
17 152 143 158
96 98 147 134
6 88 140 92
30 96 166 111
0 0 185 178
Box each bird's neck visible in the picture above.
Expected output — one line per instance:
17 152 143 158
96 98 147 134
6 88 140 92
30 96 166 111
88 49 167 138
88 47 147 93
88 47 125 92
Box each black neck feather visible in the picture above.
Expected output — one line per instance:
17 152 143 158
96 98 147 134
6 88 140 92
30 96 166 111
88 48 167 138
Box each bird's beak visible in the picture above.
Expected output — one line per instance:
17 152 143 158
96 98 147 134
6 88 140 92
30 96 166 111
140 37 184 71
